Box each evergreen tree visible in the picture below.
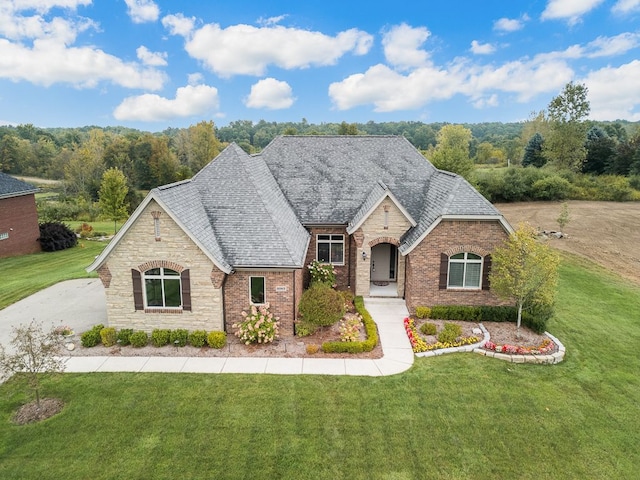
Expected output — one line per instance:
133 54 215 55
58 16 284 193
583 126 615 174
522 133 546 168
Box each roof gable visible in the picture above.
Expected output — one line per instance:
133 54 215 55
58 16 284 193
347 181 416 234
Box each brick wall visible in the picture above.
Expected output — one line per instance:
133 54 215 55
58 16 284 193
304 226 352 291
0 194 41 258
223 269 300 338
101 199 225 332
405 219 510 312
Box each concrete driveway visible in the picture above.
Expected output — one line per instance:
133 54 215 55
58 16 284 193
0 279 107 346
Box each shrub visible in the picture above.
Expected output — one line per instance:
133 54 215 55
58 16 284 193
415 306 431 319
117 328 133 346
188 330 207 348
437 323 462 343
338 289 355 305
130 331 148 348
306 344 320 355
151 329 171 347
100 327 117 347
339 315 363 342
523 303 554 334
80 329 101 348
295 321 317 337
322 296 378 353
532 176 572 200
298 282 345 328
629 175 640 191
233 304 280 345
38 221 78 252
207 331 227 349
420 322 437 335
307 260 336 286
170 329 188 347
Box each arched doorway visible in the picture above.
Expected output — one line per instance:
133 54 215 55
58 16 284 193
370 242 398 288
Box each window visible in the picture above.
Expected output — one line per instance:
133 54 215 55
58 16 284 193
448 253 482 289
250 276 265 304
144 268 182 308
0 232 8 241
316 234 344 265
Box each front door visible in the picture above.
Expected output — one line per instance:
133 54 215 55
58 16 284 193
370 244 397 282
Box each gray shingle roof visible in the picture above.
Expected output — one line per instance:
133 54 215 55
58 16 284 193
0 173 38 200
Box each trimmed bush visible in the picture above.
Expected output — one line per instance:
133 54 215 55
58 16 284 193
306 344 320 355
130 331 148 348
117 328 133 346
38 221 78 252
298 282 345 328
415 306 431 319
437 323 462 343
295 321 317 337
151 329 171 347
420 322 437 335
170 329 188 347
428 304 551 333
100 327 117 347
207 331 227 349
322 296 378 353
80 329 101 348
188 330 207 348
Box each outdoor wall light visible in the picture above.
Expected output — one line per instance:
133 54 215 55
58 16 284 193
362 251 367 260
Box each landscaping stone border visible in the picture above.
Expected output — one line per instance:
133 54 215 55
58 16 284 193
415 324 566 364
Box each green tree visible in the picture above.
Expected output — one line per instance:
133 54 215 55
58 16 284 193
583 126 615 174
186 120 222 173
522 133 546 168
338 121 359 135
98 168 129 234
489 223 559 336
428 124 474 178
544 82 590 171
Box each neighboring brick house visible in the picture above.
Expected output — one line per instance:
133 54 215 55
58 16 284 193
88 136 513 337
0 173 41 258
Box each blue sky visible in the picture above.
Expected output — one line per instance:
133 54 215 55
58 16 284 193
1 0 639 131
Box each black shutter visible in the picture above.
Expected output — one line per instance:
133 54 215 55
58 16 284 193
439 253 448 290
181 269 192 311
482 255 492 290
132 269 143 310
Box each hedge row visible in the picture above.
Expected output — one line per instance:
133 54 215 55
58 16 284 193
322 296 379 353
424 304 552 334
80 325 227 349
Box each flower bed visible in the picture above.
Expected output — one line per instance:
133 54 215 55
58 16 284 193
403 317 479 353
483 338 554 355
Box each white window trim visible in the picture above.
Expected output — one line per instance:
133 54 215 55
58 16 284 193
447 253 483 290
316 234 345 266
142 267 182 309
0 232 8 241
249 276 266 305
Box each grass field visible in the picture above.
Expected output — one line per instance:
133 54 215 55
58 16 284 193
0 241 106 309
1 253 638 479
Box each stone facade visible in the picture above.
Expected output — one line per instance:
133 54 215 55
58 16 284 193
223 269 302 338
101 200 224 332
0 194 41 258
404 219 510 313
355 197 412 297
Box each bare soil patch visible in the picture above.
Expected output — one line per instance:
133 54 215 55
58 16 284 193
496 201 640 285
12 398 64 425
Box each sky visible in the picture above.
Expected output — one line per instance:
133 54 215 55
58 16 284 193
0 0 639 131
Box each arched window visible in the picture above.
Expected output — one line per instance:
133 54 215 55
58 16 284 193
144 267 182 307
448 253 482 289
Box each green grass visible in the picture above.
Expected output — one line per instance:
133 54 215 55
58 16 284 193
65 220 120 235
1 254 639 479
0 241 106 309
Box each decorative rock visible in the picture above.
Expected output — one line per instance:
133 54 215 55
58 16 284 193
65 342 75 351
472 328 482 335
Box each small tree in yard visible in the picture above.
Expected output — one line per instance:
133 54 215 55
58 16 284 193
489 223 560 337
0 321 66 411
557 202 570 232
98 167 129 234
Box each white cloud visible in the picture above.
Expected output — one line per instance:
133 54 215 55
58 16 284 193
187 72 203 85
113 84 220 121
583 60 640 121
612 0 640 14
245 78 295 109
161 13 195 37
381 23 430 70
470 40 496 55
584 33 640 57
0 39 166 89
123 0 159 24
541 0 605 24
257 15 287 27
172 23 373 77
493 15 528 32
136 45 167 66
10 1 91 13
472 94 499 109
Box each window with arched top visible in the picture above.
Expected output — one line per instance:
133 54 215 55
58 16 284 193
448 252 482 288
131 266 191 311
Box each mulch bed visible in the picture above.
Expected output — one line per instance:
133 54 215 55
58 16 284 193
12 398 65 425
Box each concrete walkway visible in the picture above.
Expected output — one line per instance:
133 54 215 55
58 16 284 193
63 297 414 377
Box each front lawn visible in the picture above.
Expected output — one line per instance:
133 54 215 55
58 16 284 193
0 253 639 479
0 241 106 309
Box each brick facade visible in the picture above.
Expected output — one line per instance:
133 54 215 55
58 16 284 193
0 194 41 258
304 226 353 291
404 219 510 313
223 269 302 338
101 200 225 333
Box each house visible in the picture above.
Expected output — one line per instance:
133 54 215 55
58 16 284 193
87 136 513 337
0 172 41 258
